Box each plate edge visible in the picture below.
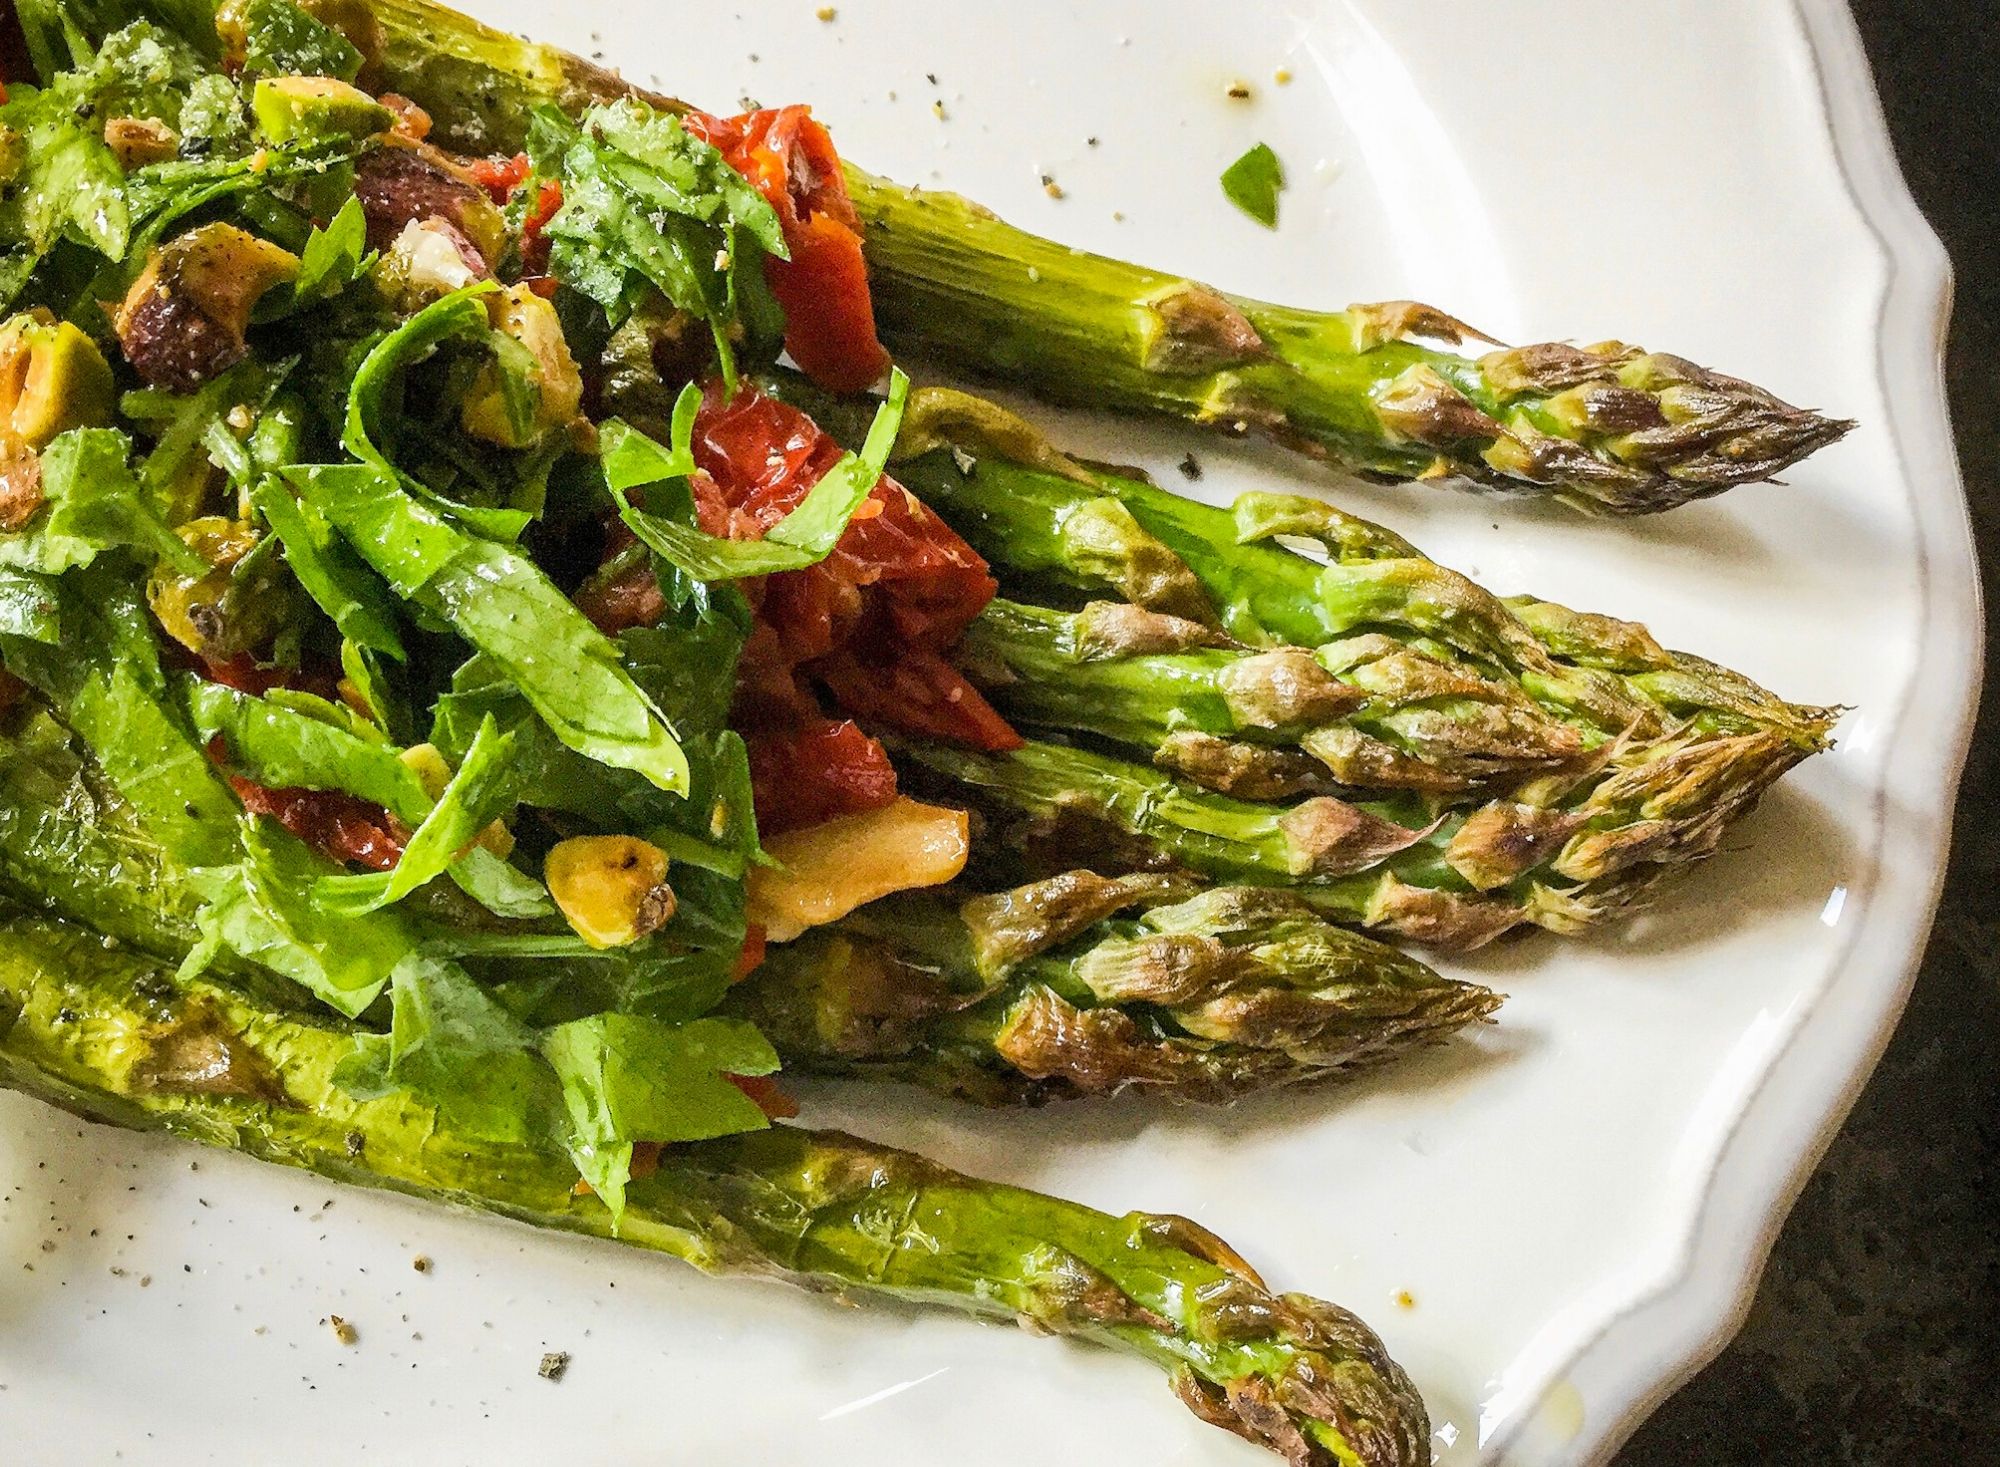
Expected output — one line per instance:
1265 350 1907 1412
1506 2 1985 1463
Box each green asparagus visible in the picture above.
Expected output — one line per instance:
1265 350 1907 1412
752 379 1836 944
870 407 1835 750
221 0 1850 514
730 870 1501 1103
852 181 1852 513
961 596 1585 797
0 908 1429 1467
896 730 1815 951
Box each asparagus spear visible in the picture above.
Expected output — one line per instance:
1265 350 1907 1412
895 730 1813 950
216 0 1849 514
0 909 1430 1467
755 378 1836 943
851 182 1852 513
961 596 1586 797
875 419 1835 749
729 870 1500 1103
763 368 1835 751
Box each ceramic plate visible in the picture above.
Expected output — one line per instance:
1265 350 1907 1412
0 2 1977 1462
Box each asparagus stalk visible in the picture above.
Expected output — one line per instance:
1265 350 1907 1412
962 596 1586 797
851 181 1852 513
895 730 1813 950
755 378 1836 943
763 369 1835 753
0 909 1430 1466
877 424 1835 751
729 871 1500 1103
238 0 1849 515
0 708 1495 1101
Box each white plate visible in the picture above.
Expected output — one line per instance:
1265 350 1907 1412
0 2 1977 1463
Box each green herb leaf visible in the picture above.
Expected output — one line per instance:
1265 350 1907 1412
603 367 910 583
338 283 540 541
540 1012 777 1222
249 476 406 658
314 713 526 915
2 569 241 866
0 429 199 576
0 568 61 644
236 0 363 82
538 98 789 389
291 195 375 304
342 285 495 485
184 817 415 1017
189 679 428 819
178 73 252 154
379 952 561 1143
1221 142 1285 228
192 680 550 920
587 101 787 259
0 80 130 264
127 357 294 513
449 845 555 920
287 462 690 795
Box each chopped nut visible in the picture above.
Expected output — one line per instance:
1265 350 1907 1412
746 797 968 942
113 223 300 392
546 836 675 949
329 1314 358 1344
412 1255 431 1274
1226 79 1252 100
1041 174 1065 200
538 1350 571 1381
103 116 179 169
460 284 584 448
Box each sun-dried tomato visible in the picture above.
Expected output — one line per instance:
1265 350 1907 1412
685 106 889 394
228 777 408 872
724 1072 799 1120
744 718 899 836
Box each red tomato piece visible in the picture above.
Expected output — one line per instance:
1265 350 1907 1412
744 718 900 836
690 382 999 656
196 652 296 697
228 777 408 872
574 555 666 637
816 648 1023 753
733 924 769 982
466 151 530 204
685 106 891 394
521 178 563 275
725 1072 799 1120
574 380 1018 798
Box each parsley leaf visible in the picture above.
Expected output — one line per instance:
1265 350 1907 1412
1221 141 1285 228
0 429 205 577
601 367 910 583
536 100 788 391
541 1012 778 1223
291 195 375 305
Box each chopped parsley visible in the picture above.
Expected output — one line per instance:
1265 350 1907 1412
1220 141 1285 228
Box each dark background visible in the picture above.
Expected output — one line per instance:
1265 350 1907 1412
1618 5 1999 1463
